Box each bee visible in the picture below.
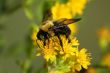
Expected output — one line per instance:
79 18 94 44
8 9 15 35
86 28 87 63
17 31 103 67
37 9 81 46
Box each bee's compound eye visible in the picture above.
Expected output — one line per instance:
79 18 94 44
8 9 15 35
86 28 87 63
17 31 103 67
40 35 44 39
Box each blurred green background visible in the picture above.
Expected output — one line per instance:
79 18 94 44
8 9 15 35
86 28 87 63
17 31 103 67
0 0 110 73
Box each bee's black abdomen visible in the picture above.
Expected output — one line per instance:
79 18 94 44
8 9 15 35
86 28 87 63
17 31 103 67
51 25 71 47
53 25 71 38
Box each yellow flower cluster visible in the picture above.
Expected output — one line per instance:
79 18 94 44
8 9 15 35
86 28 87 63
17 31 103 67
52 0 88 19
101 53 110 69
31 25 39 46
32 0 90 73
97 27 110 48
51 0 88 34
35 35 91 72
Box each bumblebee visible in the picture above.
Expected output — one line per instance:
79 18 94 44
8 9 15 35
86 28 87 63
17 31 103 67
37 10 81 46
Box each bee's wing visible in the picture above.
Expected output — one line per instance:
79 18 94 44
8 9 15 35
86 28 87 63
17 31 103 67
42 9 52 22
54 18 81 25
63 18 81 25
56 18 67 23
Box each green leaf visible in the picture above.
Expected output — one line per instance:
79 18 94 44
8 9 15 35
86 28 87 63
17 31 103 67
26 0 34 6
36 68 48 73
24 8 34 21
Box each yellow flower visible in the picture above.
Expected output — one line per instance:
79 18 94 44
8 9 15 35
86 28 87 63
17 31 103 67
36 35 91 72
71 37 79 46
31 25 39 45
97 27 110 40
58 36 78 59
97 27 110 48
36 38 57 63
68 0 88 15
86 67 96 73
68 24 78 35
31 31 37 46
101 53 110 68
52 2 72 20
51 0 88 34
42 46 57 62
31 31 37 41
49 69 65 73
52 0 88 20
72 48 91 71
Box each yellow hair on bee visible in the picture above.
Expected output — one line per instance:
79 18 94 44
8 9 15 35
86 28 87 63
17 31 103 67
40 21 54 31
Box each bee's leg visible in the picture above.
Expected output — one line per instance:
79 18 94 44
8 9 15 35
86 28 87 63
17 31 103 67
44 34 50 46
67 37 70 43
43 39 46 46
65 27 71 43
67 35 71 43
65 34 71 43
47 38 50 48
57 35 64 52
57 34 63 47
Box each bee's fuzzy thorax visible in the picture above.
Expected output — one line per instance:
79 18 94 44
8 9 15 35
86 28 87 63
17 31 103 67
40 20 54 31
